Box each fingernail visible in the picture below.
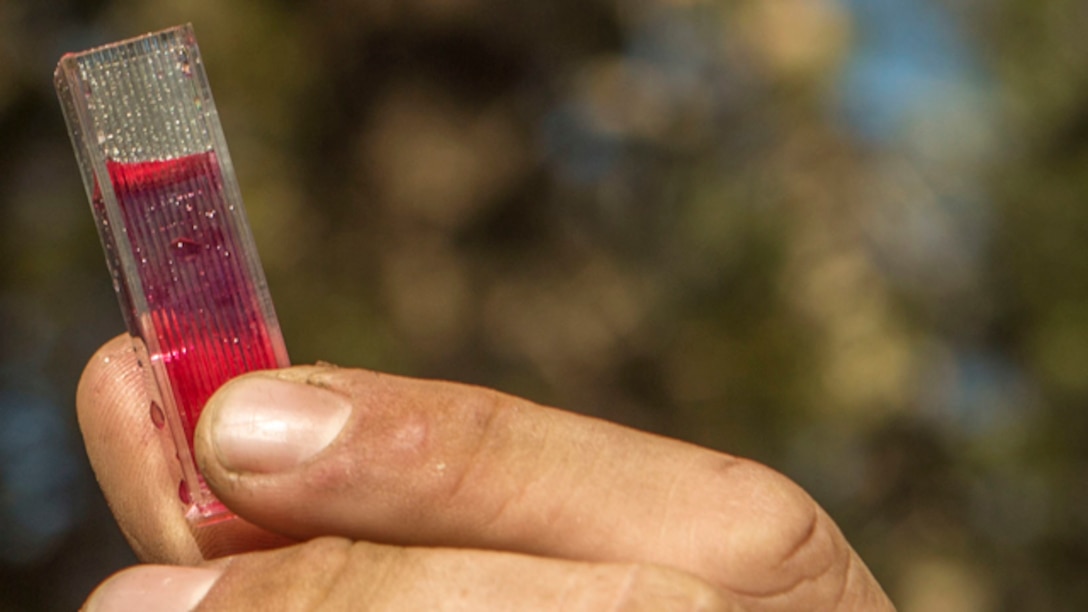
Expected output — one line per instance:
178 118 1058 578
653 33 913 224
208 374 351 474
84 565 220 612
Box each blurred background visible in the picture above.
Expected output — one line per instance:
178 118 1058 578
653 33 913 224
1 0 1086 609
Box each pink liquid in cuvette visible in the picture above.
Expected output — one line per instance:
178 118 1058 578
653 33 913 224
103 151 283 513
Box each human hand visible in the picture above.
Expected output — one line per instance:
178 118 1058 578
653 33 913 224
77 335 893 610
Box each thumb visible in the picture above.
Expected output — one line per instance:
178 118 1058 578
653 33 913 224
193 365 505 546
193 367 894 610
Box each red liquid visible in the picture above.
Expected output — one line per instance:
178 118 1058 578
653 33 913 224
104 152 284 511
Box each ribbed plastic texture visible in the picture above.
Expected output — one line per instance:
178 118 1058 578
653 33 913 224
55 24 289 526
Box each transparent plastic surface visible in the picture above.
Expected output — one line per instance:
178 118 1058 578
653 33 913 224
55 24 290 526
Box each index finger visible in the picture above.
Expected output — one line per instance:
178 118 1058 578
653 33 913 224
75 335 288 564
195 366 892 609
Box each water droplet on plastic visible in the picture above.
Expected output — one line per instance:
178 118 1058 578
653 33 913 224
172 237 201 259
204 210 217 220
178 480 192 504
177 52 192 77
150 401 165 429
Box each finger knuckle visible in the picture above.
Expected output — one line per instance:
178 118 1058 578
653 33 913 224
698 459 850 603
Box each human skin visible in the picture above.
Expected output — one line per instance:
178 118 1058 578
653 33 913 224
76 335 894 610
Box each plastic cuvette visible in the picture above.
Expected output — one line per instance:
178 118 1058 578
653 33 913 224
55 24 290 528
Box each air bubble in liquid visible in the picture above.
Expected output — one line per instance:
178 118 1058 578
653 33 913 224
172 237 201 259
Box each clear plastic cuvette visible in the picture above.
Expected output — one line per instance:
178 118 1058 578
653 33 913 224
55 24 290 527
